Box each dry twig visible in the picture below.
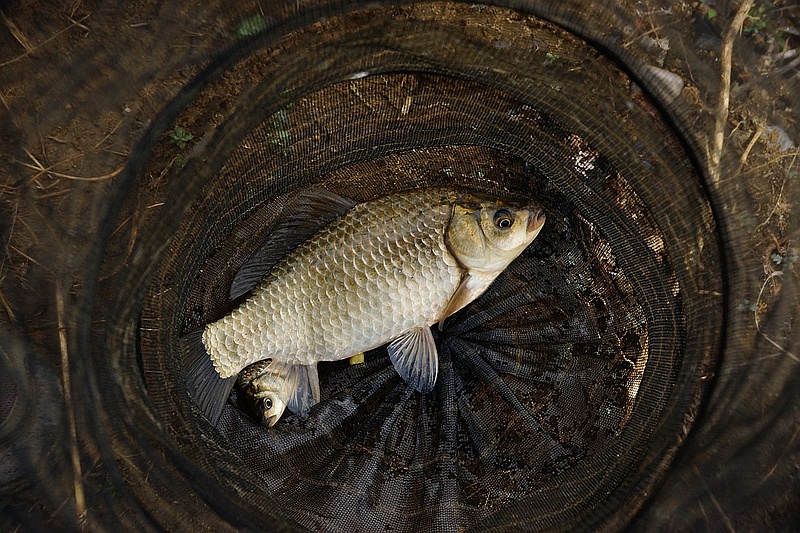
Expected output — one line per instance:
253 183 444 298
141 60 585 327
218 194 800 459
0 13 90 67
710 0 755 183
55 278 87 523
755 270 783 330
761 332 800 364
1 10 35 53
738 124 765 173
21 147 123 183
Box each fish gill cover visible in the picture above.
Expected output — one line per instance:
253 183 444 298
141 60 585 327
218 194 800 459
0 0 798 531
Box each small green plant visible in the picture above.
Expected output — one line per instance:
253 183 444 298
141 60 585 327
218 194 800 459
238 14 267 37
173 154 187 169
266 109 293 153
269 130 291 150
771 250 798 269
169 125 193 149
743 5 767 34
699 1 717 20
737 299 759 313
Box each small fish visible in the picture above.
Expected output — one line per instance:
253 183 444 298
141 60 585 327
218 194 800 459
183 187 546 426
235 359 319 427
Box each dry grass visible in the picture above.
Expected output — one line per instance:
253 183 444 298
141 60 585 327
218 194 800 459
20 147 123 184
0 11 90 68
1 10 35 54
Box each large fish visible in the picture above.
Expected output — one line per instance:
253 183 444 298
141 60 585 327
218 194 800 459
183 187 545 427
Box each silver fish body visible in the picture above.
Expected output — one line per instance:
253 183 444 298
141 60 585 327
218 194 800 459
206 188 462 376
185 187 545 426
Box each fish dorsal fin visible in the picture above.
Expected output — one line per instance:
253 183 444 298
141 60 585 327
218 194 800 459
387 326 439 393
182 330 236 425
438 270 501 329
281 362 321 418
230 188 358 300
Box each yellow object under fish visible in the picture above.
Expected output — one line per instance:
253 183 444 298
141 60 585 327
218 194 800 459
349 353 365 365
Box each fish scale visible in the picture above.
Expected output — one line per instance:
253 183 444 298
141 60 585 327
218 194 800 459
203 188 464 378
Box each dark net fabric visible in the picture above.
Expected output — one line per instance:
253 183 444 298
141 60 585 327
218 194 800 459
1 0 798 532
0 374 15 426
134 5 713 530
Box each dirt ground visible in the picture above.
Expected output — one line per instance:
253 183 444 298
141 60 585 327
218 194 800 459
0 0 798 530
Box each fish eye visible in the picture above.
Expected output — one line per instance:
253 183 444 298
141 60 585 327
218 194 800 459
262 398 273 410
493 209 514 229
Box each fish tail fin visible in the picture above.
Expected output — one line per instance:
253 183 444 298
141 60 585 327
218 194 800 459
181 329 236 425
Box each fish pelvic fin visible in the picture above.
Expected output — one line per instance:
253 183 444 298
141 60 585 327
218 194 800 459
270 361 320 418
387 326 439 393
181 329 236 425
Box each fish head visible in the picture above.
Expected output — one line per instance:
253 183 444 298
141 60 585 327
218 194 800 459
447 196 546 273
249 374 289 427
238 360 290 427
254 391 287 427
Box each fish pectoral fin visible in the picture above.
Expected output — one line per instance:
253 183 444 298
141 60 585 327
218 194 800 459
283 363 320 418
182 330 236 425
438 271 500 330
387 326 439 393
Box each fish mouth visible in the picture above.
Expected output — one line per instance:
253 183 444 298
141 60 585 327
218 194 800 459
264 413 281 427
527 208 546 233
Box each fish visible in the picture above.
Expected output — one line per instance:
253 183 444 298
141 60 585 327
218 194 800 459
183 187 546 426
235 359 319 427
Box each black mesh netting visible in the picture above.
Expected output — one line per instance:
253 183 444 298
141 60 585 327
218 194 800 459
1 0 799 531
